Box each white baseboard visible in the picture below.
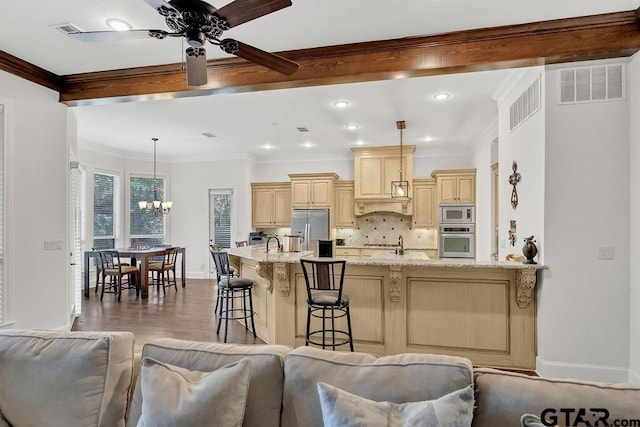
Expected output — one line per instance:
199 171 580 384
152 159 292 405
629 367 640 384
536 356 630 383
186 271 209 279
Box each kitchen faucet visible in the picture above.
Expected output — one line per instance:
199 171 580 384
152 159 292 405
396 235 405 256
266 235 281 253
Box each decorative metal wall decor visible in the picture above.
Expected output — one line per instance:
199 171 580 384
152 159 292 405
508 161 521 209
508 220 517 247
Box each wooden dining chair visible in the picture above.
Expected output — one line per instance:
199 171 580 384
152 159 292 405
97 250 140 302
149 247 179 295
93 247 129 294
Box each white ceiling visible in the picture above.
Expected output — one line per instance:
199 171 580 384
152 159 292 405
1 0 638 161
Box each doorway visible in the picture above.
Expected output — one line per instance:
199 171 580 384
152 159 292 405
208 188 234 277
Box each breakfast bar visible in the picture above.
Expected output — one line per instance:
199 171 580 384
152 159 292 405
227 245 543 370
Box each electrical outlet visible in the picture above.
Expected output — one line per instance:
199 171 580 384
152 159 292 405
44 240 62 251
598 245 614 260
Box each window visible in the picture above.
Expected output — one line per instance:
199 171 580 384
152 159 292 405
93 172 120 249
209 189 233 250
130 176 165 248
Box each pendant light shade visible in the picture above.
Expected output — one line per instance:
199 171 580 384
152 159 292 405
391 120 410 199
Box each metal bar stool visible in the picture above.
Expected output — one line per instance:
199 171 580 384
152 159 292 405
300 259 353 351
210 250 257 343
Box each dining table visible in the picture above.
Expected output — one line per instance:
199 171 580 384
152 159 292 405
84 247 186 299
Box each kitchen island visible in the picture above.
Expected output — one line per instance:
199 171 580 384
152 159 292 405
227 244 543 370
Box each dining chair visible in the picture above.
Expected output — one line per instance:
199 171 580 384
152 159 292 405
149 247 179 294
97 250 140 302
93 247 130 294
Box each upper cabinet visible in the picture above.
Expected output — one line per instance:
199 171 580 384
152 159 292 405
334 181 356 227
288 173 338 208
412 178 437 228
431 169 476 205
352 145 415 215
251 182 291 228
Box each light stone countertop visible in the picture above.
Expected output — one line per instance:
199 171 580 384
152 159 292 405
336 245 438 250
228 245 543 270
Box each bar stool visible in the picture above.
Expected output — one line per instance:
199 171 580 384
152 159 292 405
210 251 257 343
300 259 353 351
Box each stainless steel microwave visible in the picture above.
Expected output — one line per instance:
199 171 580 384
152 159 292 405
439 205 474 224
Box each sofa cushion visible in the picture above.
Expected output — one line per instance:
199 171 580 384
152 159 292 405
282 346 474 427
126 338 291 427
317 382 474 427
473 368 640 427
136 357 252 427
0 329 134 427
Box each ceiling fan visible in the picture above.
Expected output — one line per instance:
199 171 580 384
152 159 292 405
69 0 299 86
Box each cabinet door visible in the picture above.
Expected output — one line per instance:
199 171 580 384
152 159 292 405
273 188 292 226
311 180 331 207
457 176 476 203
291 181 311 207
438 177 458 204
358 157 384 197
252 188 274 227
335 185 355 227
413 184 436 227
384 156 408 196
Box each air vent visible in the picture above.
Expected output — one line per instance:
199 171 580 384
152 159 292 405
558 64 624 105
297 127 310 133
509 77 541 132
53 22 84 35
201 132 217 138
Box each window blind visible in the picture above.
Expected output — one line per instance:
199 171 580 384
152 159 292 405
0 104 5 323
93 172 118 249
211 190 232 249
130 176 165 247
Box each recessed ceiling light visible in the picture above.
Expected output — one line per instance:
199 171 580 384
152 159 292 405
302 142 314 148
263 144 274 150
434 93 450 101
346 124 358 131
106 18 132 31
423 136 434 142
355 140 365 146
334 101 349 108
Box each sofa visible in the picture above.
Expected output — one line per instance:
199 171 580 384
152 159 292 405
0 329 639 427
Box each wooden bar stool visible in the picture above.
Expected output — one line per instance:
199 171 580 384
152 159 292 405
300 259 353 351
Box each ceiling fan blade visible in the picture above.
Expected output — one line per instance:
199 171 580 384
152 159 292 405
142 0 180 15
216 0 292 28
68 30 161 42
186 48 208 86
221 39 298 75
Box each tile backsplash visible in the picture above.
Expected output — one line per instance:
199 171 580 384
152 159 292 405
335 212 436 248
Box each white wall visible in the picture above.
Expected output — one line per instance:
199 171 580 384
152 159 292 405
628 52 640 384
0 70 71 329
255 156 353 182
540 60 631 382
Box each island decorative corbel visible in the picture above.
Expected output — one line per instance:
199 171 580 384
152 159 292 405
274 264 290 296
516 269 537 308
255 262 274 293
389 266 402 302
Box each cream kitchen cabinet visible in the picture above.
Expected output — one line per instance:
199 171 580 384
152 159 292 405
432 169 476 204
412 178 437 228
334 247 361 258
334 181 356 227
352 145 415 199
251 182 291 228
288 173 338 208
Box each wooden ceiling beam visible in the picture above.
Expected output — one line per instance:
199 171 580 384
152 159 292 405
11 9 640 106
0 50 62 92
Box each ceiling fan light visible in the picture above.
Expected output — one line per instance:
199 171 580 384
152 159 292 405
106 18 132 31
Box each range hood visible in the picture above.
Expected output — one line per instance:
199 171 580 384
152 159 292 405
352 145 415 216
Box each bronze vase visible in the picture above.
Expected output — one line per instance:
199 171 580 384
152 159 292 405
522 236 538 264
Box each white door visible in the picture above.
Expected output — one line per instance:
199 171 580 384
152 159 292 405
208 189 234 277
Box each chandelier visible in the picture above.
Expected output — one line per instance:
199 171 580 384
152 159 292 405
391 120 410 199
138 138 172 214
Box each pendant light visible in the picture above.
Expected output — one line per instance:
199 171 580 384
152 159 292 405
138 138 172 214
391 120 409 199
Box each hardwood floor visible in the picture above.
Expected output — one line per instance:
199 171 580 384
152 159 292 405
72 278 265 353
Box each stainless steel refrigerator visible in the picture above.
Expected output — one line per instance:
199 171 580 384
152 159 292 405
291 209 330 252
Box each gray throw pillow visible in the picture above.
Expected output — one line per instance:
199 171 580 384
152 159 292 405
136 357 252 427
317 382 474 427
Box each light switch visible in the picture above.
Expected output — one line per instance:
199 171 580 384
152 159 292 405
44 240 62 251
598 245 614 260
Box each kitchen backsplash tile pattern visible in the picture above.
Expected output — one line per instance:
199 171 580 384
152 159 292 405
336 212 436 248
